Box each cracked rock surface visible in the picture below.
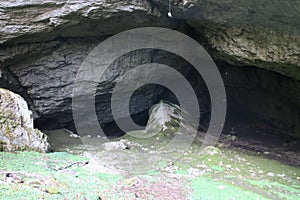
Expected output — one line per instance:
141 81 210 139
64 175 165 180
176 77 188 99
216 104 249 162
0 0 299 135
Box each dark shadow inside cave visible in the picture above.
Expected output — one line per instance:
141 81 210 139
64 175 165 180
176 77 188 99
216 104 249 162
95 49 211 138
32 50 300 144
1 39 298 165
92 58 300 166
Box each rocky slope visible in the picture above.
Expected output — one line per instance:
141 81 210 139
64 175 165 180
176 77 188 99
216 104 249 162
0 0 299 136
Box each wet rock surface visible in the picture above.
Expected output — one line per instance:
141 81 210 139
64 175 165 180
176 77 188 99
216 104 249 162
0 88 51 152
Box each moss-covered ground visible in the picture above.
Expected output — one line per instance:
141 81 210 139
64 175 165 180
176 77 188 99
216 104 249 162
1 136 299 200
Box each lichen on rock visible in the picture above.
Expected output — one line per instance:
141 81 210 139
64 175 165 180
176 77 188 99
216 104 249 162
127 100 198 140
0 88 51 152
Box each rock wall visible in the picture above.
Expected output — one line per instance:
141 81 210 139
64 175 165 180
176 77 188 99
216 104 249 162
1 0 299 78
0 0 299 137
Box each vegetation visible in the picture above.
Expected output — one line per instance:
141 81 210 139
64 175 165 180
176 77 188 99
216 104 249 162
1 138 299 199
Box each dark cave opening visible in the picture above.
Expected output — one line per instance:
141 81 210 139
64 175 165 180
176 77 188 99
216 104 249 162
1 37 298 151
0 32 299 166
31 50 300 144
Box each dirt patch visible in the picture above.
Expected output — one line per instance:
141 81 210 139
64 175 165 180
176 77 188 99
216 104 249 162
115 176 190 200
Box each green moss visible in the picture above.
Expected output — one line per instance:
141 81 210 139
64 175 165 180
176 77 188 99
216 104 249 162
0 151 122 199
1 126 300 200
190 178 269 200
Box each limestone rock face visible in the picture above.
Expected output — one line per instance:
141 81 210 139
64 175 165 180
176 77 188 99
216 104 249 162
0 88 51 152
177 0 300 80
1 0 299 79
0 0 299 136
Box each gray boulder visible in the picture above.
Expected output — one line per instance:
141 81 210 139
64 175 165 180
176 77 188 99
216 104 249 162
0 88 51 152
128 100 198 139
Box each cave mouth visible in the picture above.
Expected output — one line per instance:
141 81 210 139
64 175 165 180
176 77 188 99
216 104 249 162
33 49 300 142
101 82 207 138
27 44 300 166
70 48 212 138
107 65 299 130
95 60 300 166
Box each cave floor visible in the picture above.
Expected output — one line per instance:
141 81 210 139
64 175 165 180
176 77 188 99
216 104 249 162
0 130 300 200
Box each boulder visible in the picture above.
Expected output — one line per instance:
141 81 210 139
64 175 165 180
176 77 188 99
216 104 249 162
102 140 129 151
0 88 51 152
128 100 198 139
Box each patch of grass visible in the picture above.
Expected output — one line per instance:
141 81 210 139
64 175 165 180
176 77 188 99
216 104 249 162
0 151 121 199
1 139 300 200
171 142 300 200
190 177 269 200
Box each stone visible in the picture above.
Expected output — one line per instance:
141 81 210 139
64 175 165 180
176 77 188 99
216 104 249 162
0 0 299 138
226 135 238 141
277 174 286 178
1 0 299 79
0 88 51 152
102 141 128 151
199 146 221 156
267 172 275 177
178 0 300 80
146 101 183 136
127 100 198 139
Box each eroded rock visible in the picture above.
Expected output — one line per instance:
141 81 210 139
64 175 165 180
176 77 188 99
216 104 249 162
102 140 129 151
127 100 197 139
0 0 299 137
0 88 51 152
1 0 299 79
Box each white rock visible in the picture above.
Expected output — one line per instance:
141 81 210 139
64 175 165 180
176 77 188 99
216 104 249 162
267 172 275 177
277 174 286 177
102 141 128 151
69 133 80 138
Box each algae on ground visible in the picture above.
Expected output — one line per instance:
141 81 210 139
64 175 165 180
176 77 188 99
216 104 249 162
1 136 300 200
0 151 121 199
